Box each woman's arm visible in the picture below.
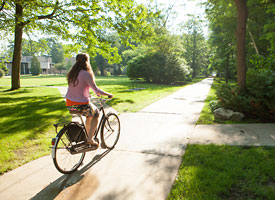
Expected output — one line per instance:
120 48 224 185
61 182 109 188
85 72 113 98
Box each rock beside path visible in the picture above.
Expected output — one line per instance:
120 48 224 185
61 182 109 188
214 108 244 121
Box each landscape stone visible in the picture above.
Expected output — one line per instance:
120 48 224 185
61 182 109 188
214 108 244 121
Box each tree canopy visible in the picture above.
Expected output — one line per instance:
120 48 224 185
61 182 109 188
0 0 157 89
205 0 274 91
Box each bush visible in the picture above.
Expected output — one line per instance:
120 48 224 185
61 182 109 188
31 56 41 75
127 51 192 84
209 100 219 112
216 69 275 122
105 71 111 76
0 69 5 78
0 62 8 77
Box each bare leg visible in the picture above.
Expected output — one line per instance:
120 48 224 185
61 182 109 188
85 116 99 144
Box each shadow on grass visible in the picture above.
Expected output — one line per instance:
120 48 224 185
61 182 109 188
0 88 70 139
2 88 33 94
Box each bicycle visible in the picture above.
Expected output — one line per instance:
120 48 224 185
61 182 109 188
51 98 120 174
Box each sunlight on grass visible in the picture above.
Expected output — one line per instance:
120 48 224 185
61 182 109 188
167 145 275 200
196 78 218 124
0 75 67 86
0 75 204 113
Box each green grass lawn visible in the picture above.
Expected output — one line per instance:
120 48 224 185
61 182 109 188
0 74 67 86
0 86 71 174
0 75 204 174
167 145 275 200
196 78 218 124
0 75 204 113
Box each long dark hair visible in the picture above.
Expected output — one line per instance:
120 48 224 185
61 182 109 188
67 53 95 86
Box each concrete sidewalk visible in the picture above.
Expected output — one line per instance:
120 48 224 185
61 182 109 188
1 78 274 200
191 124 275 146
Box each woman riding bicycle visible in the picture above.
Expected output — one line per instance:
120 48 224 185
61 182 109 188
66 53 113 149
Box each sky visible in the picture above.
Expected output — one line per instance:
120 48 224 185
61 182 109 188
137 0 208 36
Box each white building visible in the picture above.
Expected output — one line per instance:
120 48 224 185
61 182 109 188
4 56 76 75
5 56 57 75
38 56 53 74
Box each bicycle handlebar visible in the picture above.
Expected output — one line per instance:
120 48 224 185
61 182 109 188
90 96 112 105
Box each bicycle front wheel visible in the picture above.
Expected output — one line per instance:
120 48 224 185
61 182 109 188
52 127 85 174
100 113 120 149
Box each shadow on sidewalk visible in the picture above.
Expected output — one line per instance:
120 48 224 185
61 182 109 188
31 150 111 200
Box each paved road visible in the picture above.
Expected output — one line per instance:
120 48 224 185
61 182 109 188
0 78 212 200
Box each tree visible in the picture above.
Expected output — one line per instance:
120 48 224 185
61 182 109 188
50 42 64 64
30 56 41 75
181 16 209 78
0 62 8 78
206 0 274 91
234 0 248 92
247 0 275 71
127 34 192 84
21 38 50 56
0 0 156 90
54 62 66 74
66 60 73 71
205 0 237 81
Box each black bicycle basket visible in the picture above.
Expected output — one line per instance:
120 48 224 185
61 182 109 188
65 122 86 143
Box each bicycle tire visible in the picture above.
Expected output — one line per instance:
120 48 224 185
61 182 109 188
52 125 85 174
100 113 120 149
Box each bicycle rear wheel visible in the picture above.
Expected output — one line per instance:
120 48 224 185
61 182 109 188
100 113 120 149
52 126 85 174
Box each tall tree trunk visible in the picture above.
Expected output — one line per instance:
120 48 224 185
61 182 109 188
11 3 24 90
98 55 105 76
234 0 248 92
192 31 197 78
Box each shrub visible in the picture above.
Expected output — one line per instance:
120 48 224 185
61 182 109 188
216 69 275 122
0 62 8 77
209 100 219 112
105 71 111 76
0 69 5 78
127 51 191 84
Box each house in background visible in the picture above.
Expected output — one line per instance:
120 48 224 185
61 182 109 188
38 56 53 74
4 56 66 75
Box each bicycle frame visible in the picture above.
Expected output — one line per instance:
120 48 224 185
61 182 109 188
93 105 107 140
52 97 119 173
